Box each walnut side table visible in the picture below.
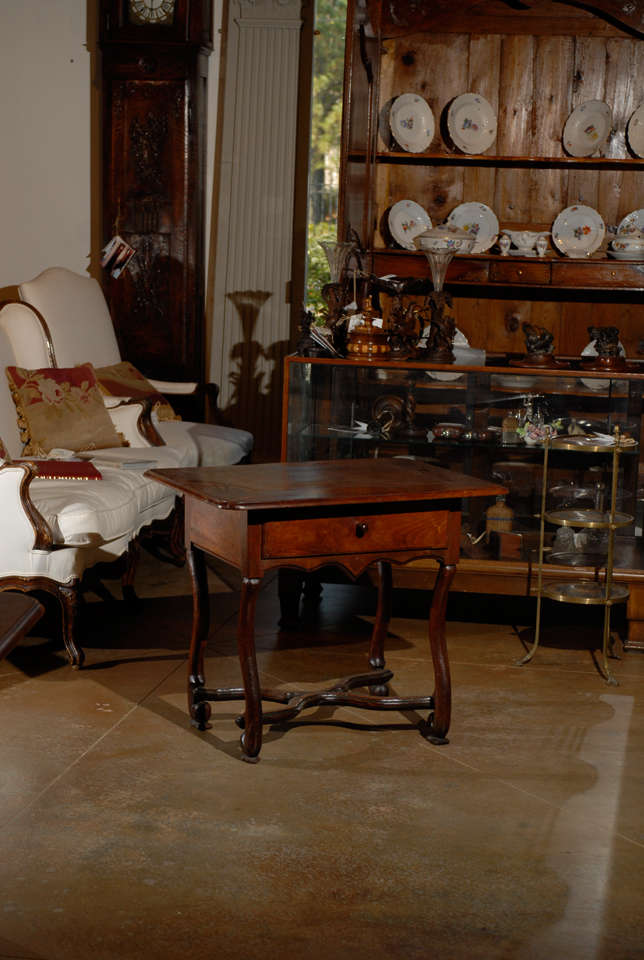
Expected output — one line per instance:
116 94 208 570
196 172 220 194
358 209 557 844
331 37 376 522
148 460 505 762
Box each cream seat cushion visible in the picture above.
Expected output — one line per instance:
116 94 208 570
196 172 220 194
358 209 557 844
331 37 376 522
156 419 253 467
30 474 139 547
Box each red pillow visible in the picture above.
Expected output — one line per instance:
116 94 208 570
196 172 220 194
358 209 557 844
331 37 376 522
6 364 126 456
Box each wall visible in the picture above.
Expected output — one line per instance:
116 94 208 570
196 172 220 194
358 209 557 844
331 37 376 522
0 0 92 288
0 0 223 293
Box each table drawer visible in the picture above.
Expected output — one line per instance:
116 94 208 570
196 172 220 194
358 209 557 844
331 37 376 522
262 510 448 559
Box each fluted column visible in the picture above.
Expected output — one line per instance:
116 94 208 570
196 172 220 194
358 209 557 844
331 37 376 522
208 0 303 457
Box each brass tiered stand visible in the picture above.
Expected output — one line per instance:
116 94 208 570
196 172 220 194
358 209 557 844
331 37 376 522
518 428 636 684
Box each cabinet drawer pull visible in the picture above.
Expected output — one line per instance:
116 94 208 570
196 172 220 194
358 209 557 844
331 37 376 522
517 268 524 277
355 521 368 538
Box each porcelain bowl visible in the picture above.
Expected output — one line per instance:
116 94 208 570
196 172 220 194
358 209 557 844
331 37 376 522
414 225 475 254
612 236 644 253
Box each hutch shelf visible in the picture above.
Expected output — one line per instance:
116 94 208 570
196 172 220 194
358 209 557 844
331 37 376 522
339 0 643 357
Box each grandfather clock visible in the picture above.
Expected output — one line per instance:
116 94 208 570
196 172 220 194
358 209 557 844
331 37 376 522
99 0 212 395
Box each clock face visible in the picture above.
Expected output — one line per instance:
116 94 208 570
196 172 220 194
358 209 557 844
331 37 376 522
128 0 176 25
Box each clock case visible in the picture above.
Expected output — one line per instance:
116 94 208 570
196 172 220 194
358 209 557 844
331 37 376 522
101 0 212 43
99 0 213 413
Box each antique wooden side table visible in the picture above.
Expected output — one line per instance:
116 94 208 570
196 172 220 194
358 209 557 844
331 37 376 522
148 460 505 762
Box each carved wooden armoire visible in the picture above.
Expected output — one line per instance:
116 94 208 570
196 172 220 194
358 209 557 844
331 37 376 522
99 0 212 396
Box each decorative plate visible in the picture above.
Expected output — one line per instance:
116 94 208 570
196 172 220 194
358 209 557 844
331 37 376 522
626 103 644 157
446 202 499 253
388 200 433 250
562 100 612 157
580 339 625 391
551 205 605 258
447 93 497 155
617 209 644 237
389 93 435 153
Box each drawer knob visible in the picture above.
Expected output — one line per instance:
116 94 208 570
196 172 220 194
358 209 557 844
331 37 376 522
355 521 368 538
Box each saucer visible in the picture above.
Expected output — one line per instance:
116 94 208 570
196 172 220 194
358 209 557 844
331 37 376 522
608 249 644 260
563 100 611 157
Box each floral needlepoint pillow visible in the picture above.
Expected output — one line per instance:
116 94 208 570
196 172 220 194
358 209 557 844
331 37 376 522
0 436 9 462
5 364 127 456
94 360 181 422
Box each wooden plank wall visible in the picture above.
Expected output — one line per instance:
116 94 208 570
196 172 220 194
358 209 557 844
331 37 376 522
374 28 643 356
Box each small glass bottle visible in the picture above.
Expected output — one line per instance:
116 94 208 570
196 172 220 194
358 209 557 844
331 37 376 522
502 413 519 444
485 496 514 536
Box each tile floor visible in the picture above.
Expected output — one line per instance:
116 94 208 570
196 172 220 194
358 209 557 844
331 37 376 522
1 552 643 960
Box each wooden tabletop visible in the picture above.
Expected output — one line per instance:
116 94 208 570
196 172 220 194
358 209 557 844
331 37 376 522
148 459 506 511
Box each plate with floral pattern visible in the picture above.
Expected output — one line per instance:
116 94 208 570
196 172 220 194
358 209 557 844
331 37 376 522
447 93 497 154
446 202 499 253
552 205 605 258
563 100 611 157
388 199 433 250
389 93 435 153
626 104 644 157
617 209 644 237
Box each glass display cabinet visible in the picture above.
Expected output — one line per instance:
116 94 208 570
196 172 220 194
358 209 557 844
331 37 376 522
281 354 644 649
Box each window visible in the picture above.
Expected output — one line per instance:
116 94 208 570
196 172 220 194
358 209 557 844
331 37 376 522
305 0 347 313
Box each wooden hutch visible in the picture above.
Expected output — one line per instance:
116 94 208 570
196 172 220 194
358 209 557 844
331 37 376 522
339 0 643 356
285 0 644 647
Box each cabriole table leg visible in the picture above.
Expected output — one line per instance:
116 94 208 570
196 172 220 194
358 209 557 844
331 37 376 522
421 561 455 744
187 544 212 731
236 577 263 762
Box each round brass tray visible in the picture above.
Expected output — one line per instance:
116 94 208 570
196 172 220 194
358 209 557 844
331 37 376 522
544 508 633 529
546 551 607 567
550 435 638 453
541 581 629 605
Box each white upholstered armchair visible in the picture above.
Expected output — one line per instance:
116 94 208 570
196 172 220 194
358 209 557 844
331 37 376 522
9 267 253 468
0 320 184 667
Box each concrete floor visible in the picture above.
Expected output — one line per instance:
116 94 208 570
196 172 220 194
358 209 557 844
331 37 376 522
1 552 643 960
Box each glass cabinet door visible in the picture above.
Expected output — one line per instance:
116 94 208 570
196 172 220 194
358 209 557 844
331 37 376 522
283 356 643 571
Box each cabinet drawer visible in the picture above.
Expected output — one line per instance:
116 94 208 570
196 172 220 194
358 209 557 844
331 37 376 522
447 259 489 283
490 261 550 284
262 510 448 559
551 261 644 288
